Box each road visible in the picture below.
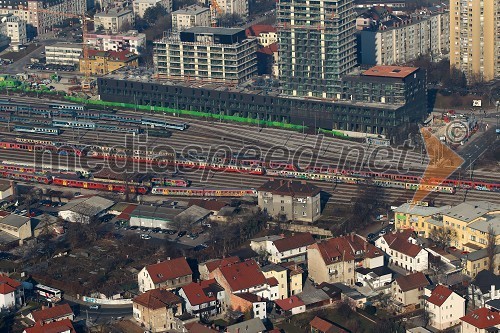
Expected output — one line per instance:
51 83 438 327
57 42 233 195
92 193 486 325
1 38 59 74
65 298 133 324
458 126 498 175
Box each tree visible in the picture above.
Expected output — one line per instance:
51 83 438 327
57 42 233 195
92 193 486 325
371 319 405 333
486 224 497 273
172 0 197 10
120 19 133 32
218 13 243 27
144 3 168 25
429 227 457 249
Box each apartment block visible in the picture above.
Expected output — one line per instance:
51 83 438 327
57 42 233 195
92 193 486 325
94 8 134 34
153 27 257 84
359 9 450 65
45 43 82 65
172 5 210 32
0 14 26 49
133 0 172 18
246 24 277 47
277 0 357 98
211 0 248 19
85 30 146 54
450 0 500 81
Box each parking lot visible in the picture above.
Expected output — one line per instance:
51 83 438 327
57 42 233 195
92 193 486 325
27 63 76 72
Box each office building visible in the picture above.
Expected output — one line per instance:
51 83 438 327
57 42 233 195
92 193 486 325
94 8 134 34
172 5 210 32
45 43 83 66
277 0 357 98
153 27 257 84
85 30 146 54
359 9 450 65
450 0 500 81
80 49 139 76
133 0 172 18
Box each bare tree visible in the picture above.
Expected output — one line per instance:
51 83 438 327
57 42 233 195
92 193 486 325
429 227 457 249
486 224 497 273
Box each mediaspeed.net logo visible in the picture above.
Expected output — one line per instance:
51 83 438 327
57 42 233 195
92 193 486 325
412 125 465 204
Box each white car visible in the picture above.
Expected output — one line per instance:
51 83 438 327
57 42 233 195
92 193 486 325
379 230 387 236
140 234 151 240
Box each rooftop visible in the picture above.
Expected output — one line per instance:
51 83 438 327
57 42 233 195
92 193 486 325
275 295 305 311
46 43 83 50
460 307 500 329
362 65 419 79
226 318 266 333
184 26 245 35
394 271 430 292
472 270 500 294
172 4 209 15
0 274 21 295
246 24 276 37
133 288 182 309
174 205 212 224
145 257 192 284
258 179 321 197
180 279 221 306
0 214 29 228
442 201 500 223
30 303 73 323
203 256 240 273
426 285 454 307
62 196 115 216
381 231 423 257
393 203 452 216
272 233 315 253
24 318 75 333
130 205 179 221
0 179 11 192
217 259 266 292
94 8 133 17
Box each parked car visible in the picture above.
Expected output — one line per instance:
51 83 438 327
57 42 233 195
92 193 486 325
89 304 100 310
379 230 386 236
140 234 151 240
177 230 187 238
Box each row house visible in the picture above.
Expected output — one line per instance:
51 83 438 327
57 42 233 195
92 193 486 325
375 230 429 272
133 288 183 333
391 271 430 312
178 279 225 319
424 285 465 330
460 307 500 333
307 234 384 285
0 274 23 310
138 257 193 292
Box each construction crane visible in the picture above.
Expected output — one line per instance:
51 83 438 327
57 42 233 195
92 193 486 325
30 8 92 89
210 0 223 27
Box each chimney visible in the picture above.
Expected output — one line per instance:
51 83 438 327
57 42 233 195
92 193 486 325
364 241 367 251
350 232 354 242
10 180 16 198
157 259 161 263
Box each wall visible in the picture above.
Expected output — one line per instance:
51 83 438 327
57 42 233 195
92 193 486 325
82 296 132 305
0 291 15 309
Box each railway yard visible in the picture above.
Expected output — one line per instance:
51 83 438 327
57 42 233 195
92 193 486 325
0 97 499 208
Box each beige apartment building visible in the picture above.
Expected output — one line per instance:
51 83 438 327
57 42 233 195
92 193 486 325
172 5 210 32
450 0 500 81
94 8 134 34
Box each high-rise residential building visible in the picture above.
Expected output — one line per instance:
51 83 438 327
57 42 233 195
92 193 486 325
153 27 258 84
277 0 357 98
94 8 134 33
172 5 210 32
450 0 500 81
210 0 248 20
0 14 27 48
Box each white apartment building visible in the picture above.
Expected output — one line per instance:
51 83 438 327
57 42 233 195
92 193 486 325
45 43 82 65
94 8 134 33
425 285 465 330
211 0 248 18
0 14 26 49
172 5 210 32
0 0 86 35
133 0 171 18
360 11 450 65
85 30 146 54
154 27 257 84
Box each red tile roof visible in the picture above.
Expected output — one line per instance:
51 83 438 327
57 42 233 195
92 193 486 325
180 279 218 306
31 304 73 323
311 234 381 265
0 274 20 294
204 256 240 273
184 322 218 333
395 272 429 292
310 316 338 333
217 259 266 292
86 49 138 62
362 65 419 79
267 277 279 287
187 199 227 212
427 285 454 307
236 292 264 303
272 233 315 252
24 318 75 333
133 288 181 310
460 307 500 329
258 179 321 197
245 24 276 37
382 232 423 257
145 257 192 284
117 204 137 220
275 296 305 311
268 42 278 53
257 46 273 55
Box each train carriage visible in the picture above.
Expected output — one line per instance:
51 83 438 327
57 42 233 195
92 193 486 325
141 117 187 131
0 171 51 184
150 177 190 187
52 119 96 129
151 187 257 197
14 125 61 135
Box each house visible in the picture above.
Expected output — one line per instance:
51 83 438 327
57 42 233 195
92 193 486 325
331 283 367 308
178 279 225 318
281 262 304 296
184 322 218 333
375 230 429 272
391 272 430 312
0 213 32 244
460 307 500 333
0 274 23 310
355 266 392 289
133 288 183 333
0 179 13 199
307 234 384 285
226 318 266 333
28 303 74 324
250 235 284 254
310 316 350 333
261 263 289 299
232 293 267 319
469 270 500 307
58 196 114 223
265 233 315 264
274 295 305 315
138 257 193 292
463 245 500 277
210 259 277 311
23 318 75 333
424 284 465 330
198 256 240 280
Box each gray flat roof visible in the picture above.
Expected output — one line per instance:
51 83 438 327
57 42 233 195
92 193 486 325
442 201 500 223
46 43 83 50
172 5 209 15
0 231 19 244
130 205 179 221
394 203 452 216
468 216 500 235
174 205 211 223
62 196 115 215
466 245 500 262
95 8 132 17
0 214 29 228
250 235 283 243
226 318 266 333
185 27 245 35
261 263 287 273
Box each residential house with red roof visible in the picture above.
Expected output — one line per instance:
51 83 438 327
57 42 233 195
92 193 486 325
232 293 267 319
424 285 465 330
245 24 277 47
252 233 315 264
79 49 139 76
307 234 384 285
138 257 193 292
210 259 278 312
178 279 225 318
391 271 430 312
310 316 349 333
133 288 183 333
198 256 240 280
375 230 428 272
274 295 305 315
27 303 74 325
460 307 500 333
184 322 218 333
23 318 75 333
0 274 23 310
